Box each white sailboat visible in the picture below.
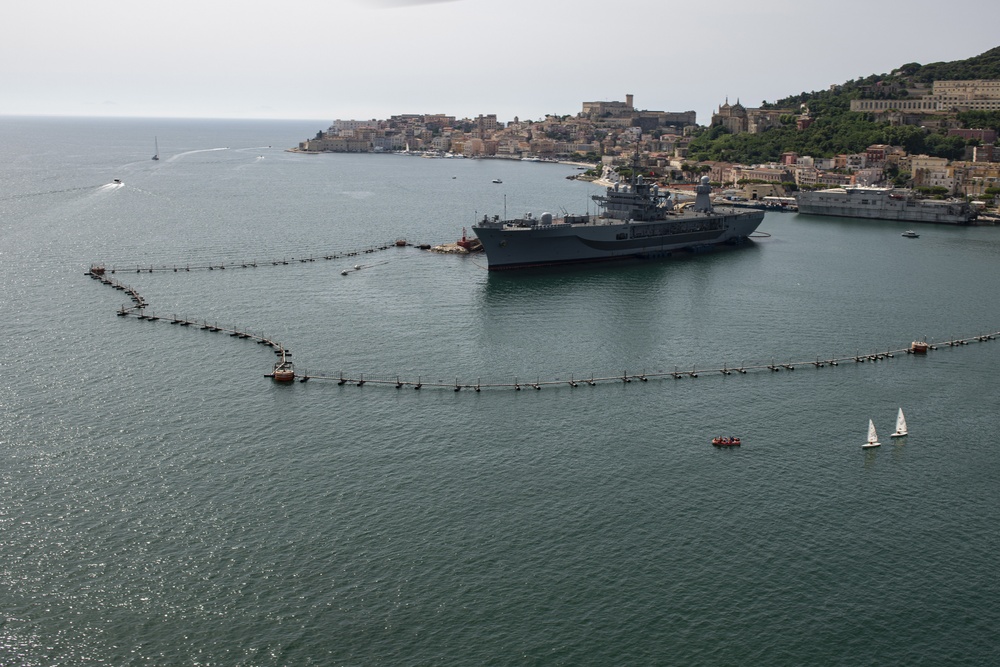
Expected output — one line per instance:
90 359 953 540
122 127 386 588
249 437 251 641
890 408 908 438
863 419 881 448
152 137 159 161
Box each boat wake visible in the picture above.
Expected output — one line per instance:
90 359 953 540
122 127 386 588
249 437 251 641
0 185 105 201
166 147 230 162
340 190 376 200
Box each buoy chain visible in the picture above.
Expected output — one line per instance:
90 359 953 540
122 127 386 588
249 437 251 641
292 334 999 390
85 265 1000 391
87 241 400 275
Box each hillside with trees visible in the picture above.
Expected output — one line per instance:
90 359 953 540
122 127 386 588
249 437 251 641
686 46 1000 164
907 46 1000 83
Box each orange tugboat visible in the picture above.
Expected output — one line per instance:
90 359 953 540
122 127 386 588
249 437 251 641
910 340 929 354
712 436 741 447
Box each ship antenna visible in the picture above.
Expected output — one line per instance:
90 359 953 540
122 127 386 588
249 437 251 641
631 141 641 186
504 193 507 220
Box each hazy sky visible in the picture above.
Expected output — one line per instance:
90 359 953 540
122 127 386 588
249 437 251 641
4 0 997 125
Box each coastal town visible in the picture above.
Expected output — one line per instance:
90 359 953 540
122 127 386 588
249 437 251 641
294 77 1000 214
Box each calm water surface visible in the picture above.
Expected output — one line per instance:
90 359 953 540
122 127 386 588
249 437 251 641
1 117 999 665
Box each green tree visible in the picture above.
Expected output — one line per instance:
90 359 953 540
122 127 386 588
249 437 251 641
956 110 1000 133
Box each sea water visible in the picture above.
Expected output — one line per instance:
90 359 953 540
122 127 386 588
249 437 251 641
2 116 999 665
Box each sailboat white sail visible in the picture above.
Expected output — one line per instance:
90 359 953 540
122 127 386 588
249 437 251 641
890 408 908 438
152 137 159 161
863 419 881 448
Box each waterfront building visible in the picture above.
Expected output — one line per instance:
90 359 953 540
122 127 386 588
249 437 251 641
933 80 1000 110
581 94 696 133
430 136 452 152
912 155 955 193
853 168 885 187
734 165 794 184
954 162 1000 197
866 144 891 167
330 119 383 133
581 94 635 119
850 98 942 113
712 98 748 133
633 110 697 132
845 153 867 170
973 145 997 163
712 99 793 134
850 79 1000 114
299 135 370 153
742 182 789 199
948 128 998 144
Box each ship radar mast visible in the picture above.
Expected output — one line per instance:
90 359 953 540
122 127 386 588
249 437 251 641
629 141 642 187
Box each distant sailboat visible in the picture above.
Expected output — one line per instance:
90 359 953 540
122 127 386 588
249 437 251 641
152 137 160 161
863 419 881 448
890 408 908 438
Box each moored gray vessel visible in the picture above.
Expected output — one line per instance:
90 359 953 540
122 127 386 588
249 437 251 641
795 186 976 224
472 173 765 271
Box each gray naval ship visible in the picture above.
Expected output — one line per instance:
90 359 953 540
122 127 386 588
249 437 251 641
795 186 976 224
471 172 766 271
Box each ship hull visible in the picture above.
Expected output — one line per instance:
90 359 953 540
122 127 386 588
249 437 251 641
473 209 764 271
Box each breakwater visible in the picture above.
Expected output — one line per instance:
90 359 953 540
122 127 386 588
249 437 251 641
87 246 999 391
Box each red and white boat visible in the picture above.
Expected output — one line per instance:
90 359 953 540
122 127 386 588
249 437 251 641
456 227 481 251
712 436 741 447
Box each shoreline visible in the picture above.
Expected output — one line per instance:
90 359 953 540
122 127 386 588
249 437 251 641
285 146 597 168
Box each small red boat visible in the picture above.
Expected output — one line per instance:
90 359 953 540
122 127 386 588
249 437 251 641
712 436 741 447
910 340 928 354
